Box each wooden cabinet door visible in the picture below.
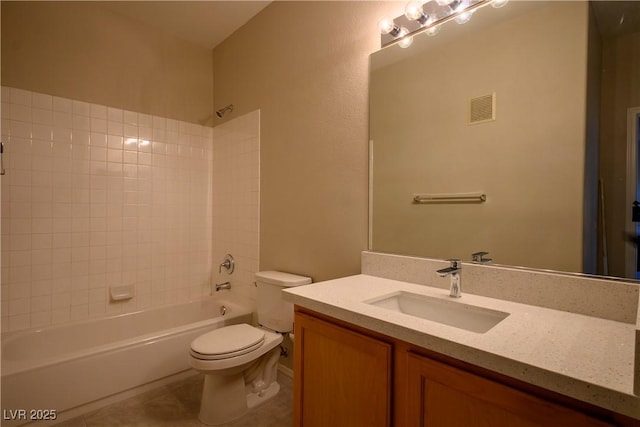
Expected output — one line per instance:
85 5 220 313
293 312 392 427
406 352 613 427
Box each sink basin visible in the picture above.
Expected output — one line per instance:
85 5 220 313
365 291 509 333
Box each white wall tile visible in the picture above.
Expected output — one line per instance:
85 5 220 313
72 100 90 117
11 104 32 123
53 97 72 113
123 111 138 125
11 88 32 106
90 104 107 120
90 118 107 134
1 86 217 331
53 112 72 129
32 93 52 110
90 132 107 147
211 110 260 303
52 127 72 143
10 121 32 139
33 110 53 128
72 115 91 131
138 113 152 128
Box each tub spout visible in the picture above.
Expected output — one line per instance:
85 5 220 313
215 282 231 292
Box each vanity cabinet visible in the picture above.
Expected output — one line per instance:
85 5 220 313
294 308 637 427
402 351 612 427
293 311 392 427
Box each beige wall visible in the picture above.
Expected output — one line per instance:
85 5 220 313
212 2 401 282
370 2 589 273
1 2 213 125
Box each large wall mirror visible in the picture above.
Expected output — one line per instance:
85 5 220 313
369 0 640 280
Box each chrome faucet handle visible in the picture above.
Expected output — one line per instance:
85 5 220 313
447 259 461 268
471 252 492 264
436 259 462 277
218 254 235 274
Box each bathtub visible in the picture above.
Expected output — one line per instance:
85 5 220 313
1 298 253 426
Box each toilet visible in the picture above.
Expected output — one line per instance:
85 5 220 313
189 271 311 425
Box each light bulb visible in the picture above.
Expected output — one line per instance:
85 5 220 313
455 9 474 24
426 24 441 36
405 1 428 25
397 27 414 48
491 0 508 8
405 2 422 19
378 17 400 36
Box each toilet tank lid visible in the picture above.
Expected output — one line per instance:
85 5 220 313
255 271 312 287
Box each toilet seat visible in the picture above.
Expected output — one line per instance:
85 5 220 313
190 324 265 361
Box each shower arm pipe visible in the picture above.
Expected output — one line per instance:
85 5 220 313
216 104 234 118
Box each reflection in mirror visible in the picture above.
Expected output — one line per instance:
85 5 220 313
369 1 640 280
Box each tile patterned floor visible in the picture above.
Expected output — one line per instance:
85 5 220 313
53 373 293 427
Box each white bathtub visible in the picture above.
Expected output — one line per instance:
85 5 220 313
1 298 253 426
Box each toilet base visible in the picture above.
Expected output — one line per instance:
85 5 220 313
199 371 245 425
247 381 280 409
198 375 281 426
197 346 282 426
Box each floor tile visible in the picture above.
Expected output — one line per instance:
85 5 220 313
54 373 293 427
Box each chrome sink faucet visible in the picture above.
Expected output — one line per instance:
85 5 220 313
436 259 462 298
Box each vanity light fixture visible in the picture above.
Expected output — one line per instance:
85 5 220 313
380 0 505 48
379 17 414 48
455 9 474 24
404 1 429 25
425 24 441 36
446 0 463 11
397 27 414 48
378 17 401 37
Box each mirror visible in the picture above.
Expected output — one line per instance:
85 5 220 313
369 1 640 280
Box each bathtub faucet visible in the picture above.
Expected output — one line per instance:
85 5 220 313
215 282 231 292
219 254 235 274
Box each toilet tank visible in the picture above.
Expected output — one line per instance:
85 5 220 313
255 271 311 333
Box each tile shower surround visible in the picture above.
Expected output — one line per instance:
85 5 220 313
0 87 260 333
211 111 260 306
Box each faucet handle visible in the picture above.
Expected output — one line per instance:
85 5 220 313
446 259 461 268
472 251 492 264
219 254 235 274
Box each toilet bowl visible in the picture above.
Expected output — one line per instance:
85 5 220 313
190 324 283 425
189 271 311 426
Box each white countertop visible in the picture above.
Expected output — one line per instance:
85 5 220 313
283 274 639 420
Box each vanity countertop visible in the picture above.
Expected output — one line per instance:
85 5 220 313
283 274 639 420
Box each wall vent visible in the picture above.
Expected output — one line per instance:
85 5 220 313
469 93 496 125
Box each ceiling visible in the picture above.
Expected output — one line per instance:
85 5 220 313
99 1 272 50
99 1 640 51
